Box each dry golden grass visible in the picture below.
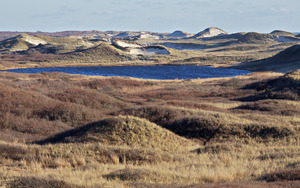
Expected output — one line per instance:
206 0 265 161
0 138 299 187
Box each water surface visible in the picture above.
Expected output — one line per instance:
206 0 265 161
3 65 251 80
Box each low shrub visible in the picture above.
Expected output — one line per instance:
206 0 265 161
0 143 32 161
258 169 300 182
7 177 74 188
33 102 102 127
236 100 299 116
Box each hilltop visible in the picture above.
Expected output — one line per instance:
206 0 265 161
237 32 274 44
0 34 47 53
270 30 296 37
191 27 228 39
166 30 193 38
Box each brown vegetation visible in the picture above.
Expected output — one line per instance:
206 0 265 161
0 70 298 187
258 169 300 182
6 176 74 188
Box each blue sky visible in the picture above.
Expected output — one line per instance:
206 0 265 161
1 0 299 33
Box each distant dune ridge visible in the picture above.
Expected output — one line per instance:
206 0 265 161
0 28 300 73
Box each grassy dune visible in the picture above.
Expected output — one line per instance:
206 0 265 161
235 45 300 73
0 69 299 187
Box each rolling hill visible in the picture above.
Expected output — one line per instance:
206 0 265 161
38 115 196 151
0 34 47 53
63 42 128 63
235 45 300 72
237 32 275 44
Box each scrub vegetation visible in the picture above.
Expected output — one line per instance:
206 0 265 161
0 29 299 187
0 69 299 187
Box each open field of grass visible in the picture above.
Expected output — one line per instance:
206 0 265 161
0 69 299 187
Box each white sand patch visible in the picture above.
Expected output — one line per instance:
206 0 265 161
115 41 141 48
144 47 169 55
139 34 159 40
129 48 144 55
130 47 170 55
24 36 47 45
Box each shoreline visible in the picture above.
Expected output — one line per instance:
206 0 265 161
0 60 244 71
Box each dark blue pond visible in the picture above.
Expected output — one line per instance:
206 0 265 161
3 65 251 80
